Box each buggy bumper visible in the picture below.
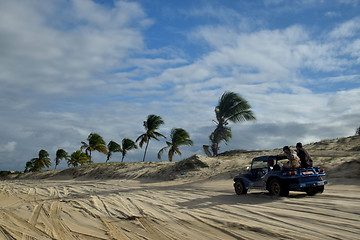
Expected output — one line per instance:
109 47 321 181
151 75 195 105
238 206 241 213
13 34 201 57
290 180 328 189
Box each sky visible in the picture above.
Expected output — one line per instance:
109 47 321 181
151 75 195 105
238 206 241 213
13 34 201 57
0 0 359 171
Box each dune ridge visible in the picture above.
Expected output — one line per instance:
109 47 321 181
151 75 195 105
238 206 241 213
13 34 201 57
8 136 360 181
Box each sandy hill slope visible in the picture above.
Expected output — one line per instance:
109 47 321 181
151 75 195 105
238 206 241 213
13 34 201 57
0 136 359 240
9 136 360 181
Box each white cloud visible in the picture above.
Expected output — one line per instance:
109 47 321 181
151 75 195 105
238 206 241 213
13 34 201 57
0 142 17 153
339 0 360 6
0 0 149 99
325 11 340 18
329 17 360 39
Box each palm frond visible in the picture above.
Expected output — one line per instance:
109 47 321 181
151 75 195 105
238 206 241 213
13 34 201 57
203 145 212 157
108 141 122 153
173 146 181 156
136 134 148 148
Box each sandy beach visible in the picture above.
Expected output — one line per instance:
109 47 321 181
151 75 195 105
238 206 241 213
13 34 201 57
0 137 359 239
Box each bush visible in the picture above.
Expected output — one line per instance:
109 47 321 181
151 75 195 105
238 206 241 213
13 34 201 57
0 171 10 178
174 155 209 172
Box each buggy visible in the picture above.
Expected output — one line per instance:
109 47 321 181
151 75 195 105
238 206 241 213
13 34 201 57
233 155 327 197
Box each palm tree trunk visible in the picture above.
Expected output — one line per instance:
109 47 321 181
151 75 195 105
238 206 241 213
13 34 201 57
142 141 150 162
212 143 218 156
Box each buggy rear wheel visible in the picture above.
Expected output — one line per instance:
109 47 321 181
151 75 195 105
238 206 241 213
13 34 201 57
269 179 289 197
234 180 247 195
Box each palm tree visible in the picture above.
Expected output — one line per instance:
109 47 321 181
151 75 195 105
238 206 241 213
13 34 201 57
25 149 51 172
107 140 122 162
68 150 89 167
55 149 68 169
203 132 218 157
209 91 256 156
121 138 138 162
136 114 166 162
158 128 193 162
203 125 232 157
24 160 35 173
81 133 108 163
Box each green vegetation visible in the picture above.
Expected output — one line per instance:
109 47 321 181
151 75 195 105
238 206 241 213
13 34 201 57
204 91 256 156
0 171 22 178
158 128 193 162
68 150 89 167
55 149 69 169
136 114 166 162
107 140 122 162
121 138 138 162
23 92 256 172
81 133 108 163
173 156 209 171
25 150 51 172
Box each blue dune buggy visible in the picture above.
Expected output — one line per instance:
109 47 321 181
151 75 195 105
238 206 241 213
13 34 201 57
234 155 327 197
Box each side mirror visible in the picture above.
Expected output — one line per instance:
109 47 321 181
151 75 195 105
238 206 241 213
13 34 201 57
246 166 250 171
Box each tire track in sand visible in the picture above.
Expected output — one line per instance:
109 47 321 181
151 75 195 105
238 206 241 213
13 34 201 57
46 200 80 239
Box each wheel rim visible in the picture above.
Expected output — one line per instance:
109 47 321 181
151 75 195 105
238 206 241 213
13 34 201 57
236 182 243 192
271 182 281 195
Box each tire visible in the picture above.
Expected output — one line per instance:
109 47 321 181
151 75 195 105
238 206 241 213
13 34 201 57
269 179 289 197
234 180 247 195
306 185 324 196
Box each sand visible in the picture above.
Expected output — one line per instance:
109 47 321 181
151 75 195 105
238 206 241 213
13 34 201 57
0 136 359 239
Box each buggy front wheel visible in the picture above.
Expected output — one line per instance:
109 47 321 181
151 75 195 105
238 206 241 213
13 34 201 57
234 180 247 195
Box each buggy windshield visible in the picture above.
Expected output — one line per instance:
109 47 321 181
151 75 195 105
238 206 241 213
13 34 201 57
252 160 267 169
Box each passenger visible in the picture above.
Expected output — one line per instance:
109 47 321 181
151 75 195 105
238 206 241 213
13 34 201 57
296 142 313 168
281 146 300 170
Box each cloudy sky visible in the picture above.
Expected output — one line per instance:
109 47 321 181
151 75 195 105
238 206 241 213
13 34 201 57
1 0 359 171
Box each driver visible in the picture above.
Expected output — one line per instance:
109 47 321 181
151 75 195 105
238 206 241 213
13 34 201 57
269 159 274 169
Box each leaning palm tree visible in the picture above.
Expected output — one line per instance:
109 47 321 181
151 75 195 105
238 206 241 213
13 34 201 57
25 149 51 172
107 140 122 162
136 114 166 162
68 150 89 167
121 138 138 162
158 128 193 162
209 91 256 156
55 149 68 169
203 133 217 157
81 133 108 163
203 125 232 157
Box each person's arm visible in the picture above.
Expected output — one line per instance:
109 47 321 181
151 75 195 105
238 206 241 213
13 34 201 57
304 149 313 164
276 154 287 160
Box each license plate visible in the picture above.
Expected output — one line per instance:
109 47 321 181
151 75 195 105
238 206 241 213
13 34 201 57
302 171 314 175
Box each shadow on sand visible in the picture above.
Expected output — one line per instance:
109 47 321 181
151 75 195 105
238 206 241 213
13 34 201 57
177 191 310 209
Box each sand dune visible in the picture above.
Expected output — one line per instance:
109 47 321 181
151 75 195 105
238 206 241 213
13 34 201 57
0 136 359 239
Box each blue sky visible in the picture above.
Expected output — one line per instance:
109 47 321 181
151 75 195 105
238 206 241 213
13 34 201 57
0 0 359 171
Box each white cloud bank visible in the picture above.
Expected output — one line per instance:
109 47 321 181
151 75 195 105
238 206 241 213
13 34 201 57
0 0 359 170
